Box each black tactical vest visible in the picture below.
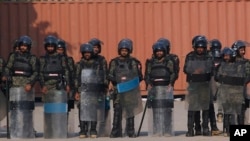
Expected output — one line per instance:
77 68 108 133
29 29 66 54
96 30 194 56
43 55 64 80
13 54 32 77
114 58 137 83
149 59 170 85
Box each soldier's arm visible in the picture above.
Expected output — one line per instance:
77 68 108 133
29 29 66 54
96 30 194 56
2 53 15 77
39 57 45 87
245 60 250 83
144 59 151 87
102 58 109 88
26 56 39 86
132 58 143 82
74 62 81 92
62 56 70 84
167 59 175 85
107 59 116 85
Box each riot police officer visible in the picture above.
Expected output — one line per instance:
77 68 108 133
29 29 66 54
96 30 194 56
144 41 175 136
74 43 106 138
108 38 143 138
88 38 110 137
2 35 39 138
214 47 249 136
39 35 70 138
231 40 250 125
184 35 213 137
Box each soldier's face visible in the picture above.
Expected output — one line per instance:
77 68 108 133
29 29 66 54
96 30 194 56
223 54 231 62
57 48 64 55
83 52 91 60
93 46 99 55
196 47 205 55
120 49 129 57
155 50 164 58
239 48 245 57
20 45 28 53
46 46 56 53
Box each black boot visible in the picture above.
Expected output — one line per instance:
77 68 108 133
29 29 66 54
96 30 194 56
223 114 230 137
110 104 122 138
126 117 136 138
202 110 211 136
194 111 202 136
209 103 222 135
186 111 195 137
90 121 97 138
79 121 88 138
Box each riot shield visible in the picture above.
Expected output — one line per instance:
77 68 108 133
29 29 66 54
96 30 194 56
80 69 105 122
185 82 210 111
43 89 68 139
217 84 244 115
9 87 35 138
97 96 111 137
0 90 7 122
147 86 174 136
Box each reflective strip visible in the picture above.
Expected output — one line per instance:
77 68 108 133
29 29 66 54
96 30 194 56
48 73 59 76
44 103 67 113
117 77 139 93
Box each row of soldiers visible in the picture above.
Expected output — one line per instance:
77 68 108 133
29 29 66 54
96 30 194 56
0 34 249 139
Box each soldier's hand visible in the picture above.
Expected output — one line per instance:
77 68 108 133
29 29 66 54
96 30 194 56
75 92 80 101
25 84 32 92
2 76 7 81
193 68 203 74
41 86 48 94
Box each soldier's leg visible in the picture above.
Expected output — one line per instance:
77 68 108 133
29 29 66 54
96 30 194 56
202 110 211 136
126 117 136 138
186 111 195 137
110 103 122 138
79 121 88 138
209 103 222 135
223 114 230 137
194 111 201 135
237 103 246 125
90 121 97 138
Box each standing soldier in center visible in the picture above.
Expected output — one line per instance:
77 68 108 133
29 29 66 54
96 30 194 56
39 35 70 138
74 43 106 138
108 38 143 138
144 41 175 136
88 38 110 136
184 35 214 137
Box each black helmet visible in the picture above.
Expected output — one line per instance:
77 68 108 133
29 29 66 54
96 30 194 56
231 40 246 51
80 43 94 53
44 35 57 48
193 40 207 48
152 42 166 54
88 38 103 53
210 39 222 50
57 39 66 49
192 35 207 48
157 38 170 53
118 38 133 54
18 35 32 50
221 47 236 58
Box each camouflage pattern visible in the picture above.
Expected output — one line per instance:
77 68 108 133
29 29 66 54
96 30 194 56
3 52 39 87
167 54 180 85
39 53 69 91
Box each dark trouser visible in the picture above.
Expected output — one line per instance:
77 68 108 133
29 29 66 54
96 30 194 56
237 103 246 125
209 103 219 131
186 111 195 137
110 104 122 138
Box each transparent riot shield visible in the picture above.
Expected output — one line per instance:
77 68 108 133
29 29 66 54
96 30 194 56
97 96 111 137
43 89 68 139
9 87 35 138
147 86 174 136
0 90 7 136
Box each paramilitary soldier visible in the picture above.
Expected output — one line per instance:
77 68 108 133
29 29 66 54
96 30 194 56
231 40 250 125
192 39 223 136
74 43 106 138
2 35 39 138
0 53 6 128
108 38 143 138
184 35 214 137
88 38 110 137
214 47 250 136
144 41 175 136
39 35 70 139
